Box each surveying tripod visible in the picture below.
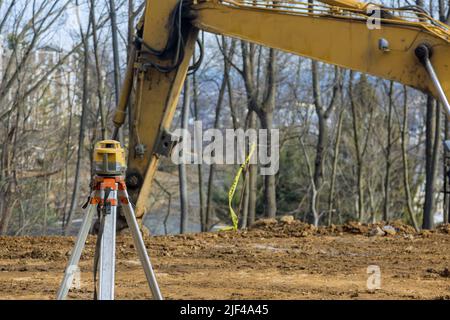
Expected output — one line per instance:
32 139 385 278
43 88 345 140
57 141 163 300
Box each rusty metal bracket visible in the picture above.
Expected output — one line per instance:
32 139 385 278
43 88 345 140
155 128 179 158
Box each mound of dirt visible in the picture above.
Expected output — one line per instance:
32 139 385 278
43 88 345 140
249 216 449 238
426 267 450 278
249 218 319 238
437 224 450 234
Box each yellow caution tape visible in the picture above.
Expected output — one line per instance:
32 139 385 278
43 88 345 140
225 143 257 231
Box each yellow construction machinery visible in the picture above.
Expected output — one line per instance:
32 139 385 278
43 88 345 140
110 0 450 220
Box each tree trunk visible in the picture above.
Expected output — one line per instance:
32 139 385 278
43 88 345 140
383 81 394 222
247 111 258 226
301 138 319 227
89 0 106 140
241 177 250 229
64 19 90 235
127 0 135 134
179 79 191 234
205 37 233 230
328 107 344 226
309 61 339 224
260 49 277 218
423 97 439 230
109 0 121 106
400 87 420 232
192 50 206 232
128 0 135 58
308 62 339 224
61 86 74 232
239 43 278 222
0 202 15 235
349 72 364 221
261 111 277 218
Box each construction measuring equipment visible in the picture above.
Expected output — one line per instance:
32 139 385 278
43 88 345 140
56 140 163 300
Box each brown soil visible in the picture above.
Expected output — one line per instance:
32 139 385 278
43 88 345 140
1 220 450 300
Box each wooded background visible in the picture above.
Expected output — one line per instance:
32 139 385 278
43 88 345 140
0 0 449 236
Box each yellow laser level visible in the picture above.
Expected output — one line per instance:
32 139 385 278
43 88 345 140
93 140 126 176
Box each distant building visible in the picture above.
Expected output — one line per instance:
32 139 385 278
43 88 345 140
29 46 80 124
0 40 80 129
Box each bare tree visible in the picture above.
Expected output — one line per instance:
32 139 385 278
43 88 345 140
423 96 440 230
383 81 394 221
109 0 121 107
192 48 207 232
89 0 106 140
64 2 92 234
328 104 344 226
247 111 258 225
179 79 191 234
205 37 235 230
239 43 278 218
0 0 73 234
399 86 420 231
300 138 319 226
348 72 364 221
308 62 339 225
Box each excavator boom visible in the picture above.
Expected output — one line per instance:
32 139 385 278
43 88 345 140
112 0 450 219
318 0 368 9
191 0 449 98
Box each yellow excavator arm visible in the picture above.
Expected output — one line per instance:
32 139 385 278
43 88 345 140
112 0 450 219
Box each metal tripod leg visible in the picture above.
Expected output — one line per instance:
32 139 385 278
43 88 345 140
97 185 117 300
57 198 96 300
120 189 163 300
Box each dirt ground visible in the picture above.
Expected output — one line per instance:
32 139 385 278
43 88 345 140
1 219 450 300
